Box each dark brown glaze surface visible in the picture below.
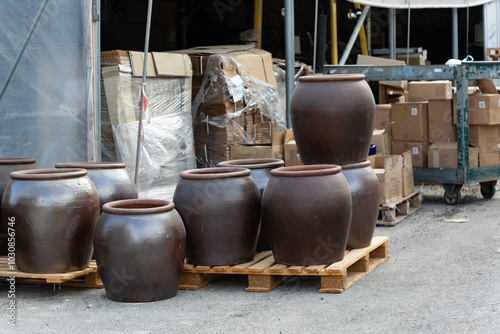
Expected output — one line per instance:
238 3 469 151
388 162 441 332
2 168 99 273
94 199 186 302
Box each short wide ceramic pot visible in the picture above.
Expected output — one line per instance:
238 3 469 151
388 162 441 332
262 165 352 265
94 199 186 302
55 162 138 212
341 160 380 249
0 158 37 255
290 74 376 165
173 167 261 266
217 158 284 251
1 168 99 273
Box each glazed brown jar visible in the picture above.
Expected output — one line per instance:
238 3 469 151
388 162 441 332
262 164 352 265
94 199 186 302
173 167 261 266
2 168 99 273
290 74 376 165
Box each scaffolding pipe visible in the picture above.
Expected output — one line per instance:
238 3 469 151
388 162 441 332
452 8 459 59
330 0 338 64
389 8 396 59
313 0 319 72
339 5 370 65
253 0 263 48
285 0 295 129
134 0 154 185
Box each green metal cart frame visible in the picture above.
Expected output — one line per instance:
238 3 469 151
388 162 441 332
324 62 500 204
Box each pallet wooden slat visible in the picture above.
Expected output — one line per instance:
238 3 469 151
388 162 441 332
377 190 421 226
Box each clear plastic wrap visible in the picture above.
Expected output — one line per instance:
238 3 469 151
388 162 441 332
0 0 94 167
100 51 195 200
191 53 286 168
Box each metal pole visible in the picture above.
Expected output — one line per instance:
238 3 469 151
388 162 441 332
0 0 50 101
389 8 396 60
313 0 318 73
284 0 295 129
330 0 338 64
93 0 101 162
134 0 154 185
452 8 459 59
339 5 370 65
253 0 263 48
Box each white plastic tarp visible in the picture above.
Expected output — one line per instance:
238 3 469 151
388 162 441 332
345 0 493 9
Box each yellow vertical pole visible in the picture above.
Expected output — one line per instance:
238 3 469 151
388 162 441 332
330 0 338 64
354 3 368 55
253 0 263 48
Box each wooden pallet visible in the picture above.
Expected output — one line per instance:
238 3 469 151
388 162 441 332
377 191 421 227
0 257 103 288
179 236 389 293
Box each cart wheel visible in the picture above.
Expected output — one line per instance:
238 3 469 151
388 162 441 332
444 187 461 205
480 181 497 199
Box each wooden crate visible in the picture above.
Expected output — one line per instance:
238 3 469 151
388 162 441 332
0 257 102 288
377 190 421 227
179 236 389 293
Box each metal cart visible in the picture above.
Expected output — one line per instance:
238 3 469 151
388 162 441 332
324 62 500 204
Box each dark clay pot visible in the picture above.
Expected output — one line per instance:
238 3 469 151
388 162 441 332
94 199 186 303
55 162 138 212
173 167 261 266
290 74 376 165
1 168 99 273
262 165 352 265
341 160 380 249
0 158 37 255
217 158 284 251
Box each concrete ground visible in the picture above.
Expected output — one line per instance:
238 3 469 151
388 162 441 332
1 184 499 334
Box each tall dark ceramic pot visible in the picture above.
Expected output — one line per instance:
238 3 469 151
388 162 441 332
173 167 261 266
55 162 138 212
262 165 352 265
217 158 284 251
290 74 376 165
0 158 37 255
341 161 380 249
1 168 99 273
94 199 186 302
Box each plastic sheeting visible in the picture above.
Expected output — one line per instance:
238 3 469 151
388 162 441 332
0 0 95 168
192 54 286 168
100 51 195 201
345 0 493 9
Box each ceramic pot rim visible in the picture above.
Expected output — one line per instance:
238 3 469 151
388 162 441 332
271 164 341 177
103 199 175 215
298 74 366 83
9 168 88 180
0 158 36 165
339 160 371 170
217 158 284 170
55 162 126 169
180 167 251 180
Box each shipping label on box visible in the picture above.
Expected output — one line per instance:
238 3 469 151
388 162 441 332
469 125 500 152
392 102 429 142
466 94 500 125
408 81 452 102
428 100 456 143
393 141 430 168
368 155 403 205
428 142 478 169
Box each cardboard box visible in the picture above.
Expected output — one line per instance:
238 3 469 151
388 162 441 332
467 94 500 125
468 125 500 152
479 151 500 166
392 102 429 142
393 141 430 168
284 129 303 166
401 151 414 197
230 131 284 160
374 104 391 130
368 155 403 204
408 81 453 102
379 85 407 104
356 55 406 89
396 53 426 65
371 128 391 155
428 100 456 143
428 142 479 169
